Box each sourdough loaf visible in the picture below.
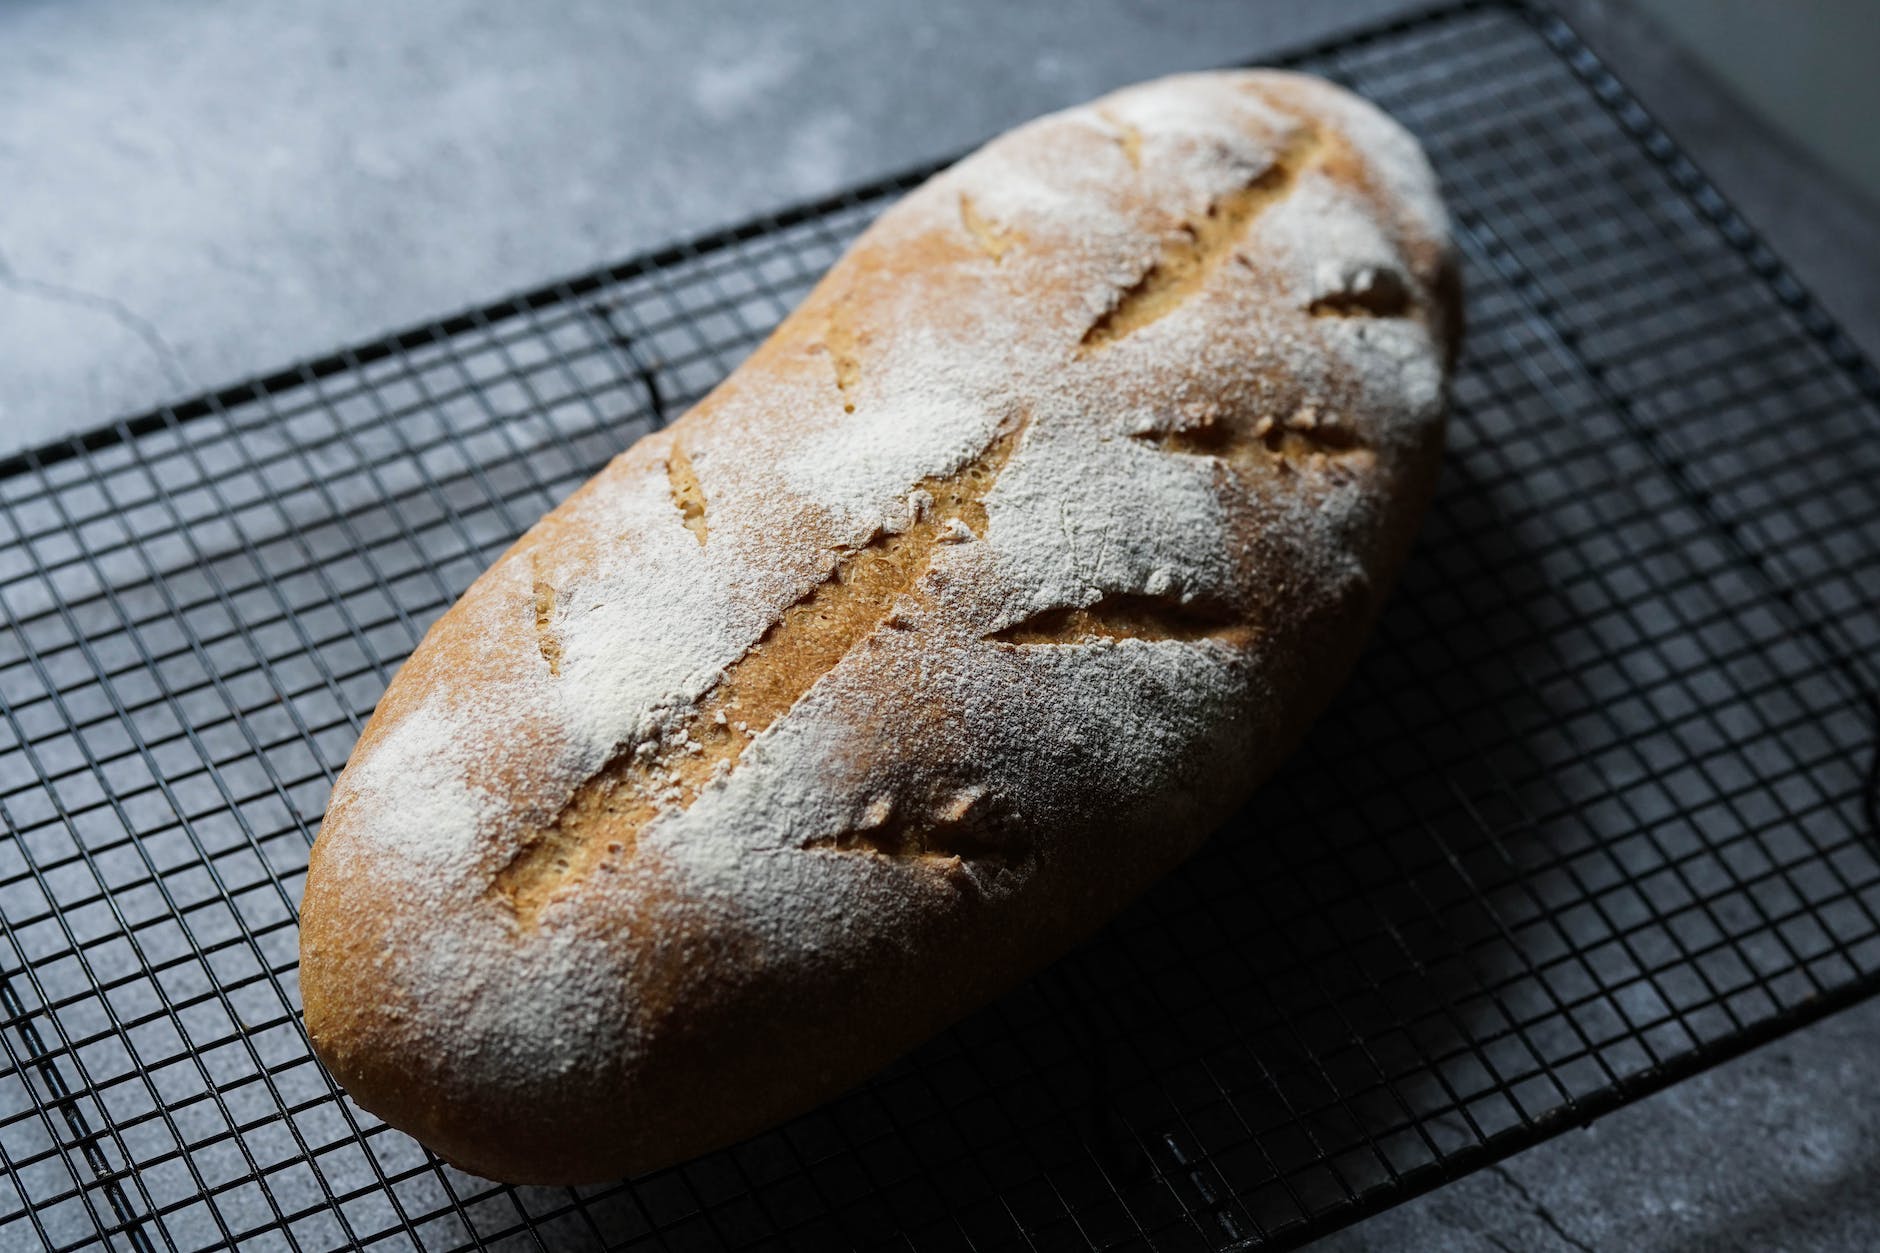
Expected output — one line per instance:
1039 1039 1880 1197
299 69 1460 1184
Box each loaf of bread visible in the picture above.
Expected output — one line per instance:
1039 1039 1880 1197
299 69 1459 1184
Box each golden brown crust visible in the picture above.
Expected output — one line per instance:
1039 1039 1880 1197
299 69 1458 1184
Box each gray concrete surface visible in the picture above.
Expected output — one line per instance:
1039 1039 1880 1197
1306 1000 1880 1252
1634 0 1880 205
0 0 1406 449
2 1 1878 1250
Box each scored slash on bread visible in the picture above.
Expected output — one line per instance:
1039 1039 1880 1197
488 414 1031 925
299 69 1460 1184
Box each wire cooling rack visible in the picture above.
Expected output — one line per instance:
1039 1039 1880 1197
3 3 1878 1250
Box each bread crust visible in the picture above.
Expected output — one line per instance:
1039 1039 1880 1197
299 69 1459 1184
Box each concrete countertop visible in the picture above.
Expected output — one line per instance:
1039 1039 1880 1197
2 1 1876 1249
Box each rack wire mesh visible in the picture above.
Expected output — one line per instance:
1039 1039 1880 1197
3 2 1879 1249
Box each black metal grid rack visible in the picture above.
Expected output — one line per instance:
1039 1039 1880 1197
3 3 1878 1249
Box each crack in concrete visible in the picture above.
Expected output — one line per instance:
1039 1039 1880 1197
1483 1161 1598 1253
0 246 192 392
1425 1113 1598 1252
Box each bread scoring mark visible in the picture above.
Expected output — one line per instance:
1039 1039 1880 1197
1133 401 1364 470
1310 267 1412 318
488 418 1030 924
803 786 1013 872
990 591 1252 647
959 194 1018 263
1079 126 1322 354
531 570 562 676
824 304 861 413
1096 109 1143 170
665 443 708 545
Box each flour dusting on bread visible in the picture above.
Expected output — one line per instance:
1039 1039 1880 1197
300 70 1457 1184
